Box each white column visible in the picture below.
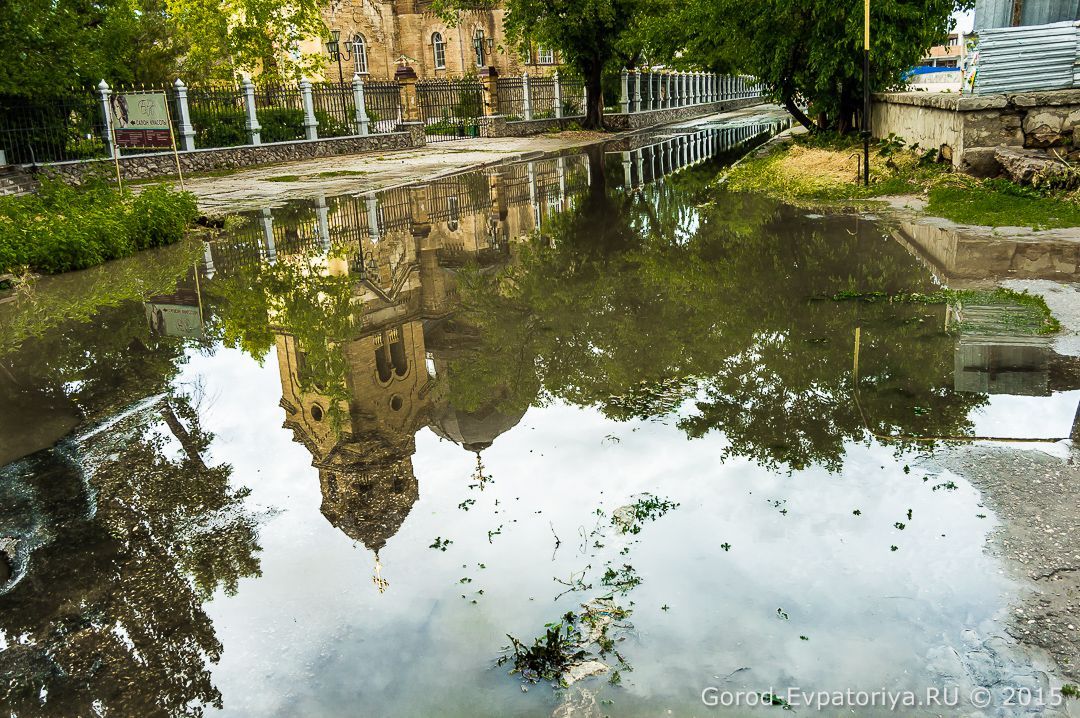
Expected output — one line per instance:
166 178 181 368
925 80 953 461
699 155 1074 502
622 150 632 187
619 69 630 114
665 73 672 109
97 80 115 159
300 79 318 140
522 72 533 121
353 74 370 136
553 71 563 119
241 77 261 145
173 79 196 151
632 71 641 113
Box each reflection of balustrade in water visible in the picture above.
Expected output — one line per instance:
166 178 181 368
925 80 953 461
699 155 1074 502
609 120 787 189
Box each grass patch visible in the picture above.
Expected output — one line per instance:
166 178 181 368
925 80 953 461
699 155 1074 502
314 169 369 178
725 132 1080 229
0 176 198 275
927 180 1080 229
726 133 945 202
265 175 301 183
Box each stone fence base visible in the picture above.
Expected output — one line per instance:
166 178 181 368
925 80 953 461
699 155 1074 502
602 97 766 131
872 89 1080 176
43 125 422 184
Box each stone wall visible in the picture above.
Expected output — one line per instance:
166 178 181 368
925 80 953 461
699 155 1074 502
872 89 1080 176
602 98 766 131
44 130 418 183
501 116 585 136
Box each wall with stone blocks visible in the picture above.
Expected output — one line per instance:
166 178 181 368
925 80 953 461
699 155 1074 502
602 98 766 131
872 89 1080 176
44 128 420 183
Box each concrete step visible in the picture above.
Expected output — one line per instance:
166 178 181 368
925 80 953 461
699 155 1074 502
0 167 36 197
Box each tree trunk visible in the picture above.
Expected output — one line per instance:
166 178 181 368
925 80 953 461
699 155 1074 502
583 62 605 131
160 401 207 471
782 94 815 133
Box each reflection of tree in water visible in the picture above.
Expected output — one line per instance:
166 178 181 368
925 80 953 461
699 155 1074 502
0 397 261 717
451 155 987 471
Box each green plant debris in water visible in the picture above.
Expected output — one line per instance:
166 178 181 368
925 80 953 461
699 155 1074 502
611 493 681 534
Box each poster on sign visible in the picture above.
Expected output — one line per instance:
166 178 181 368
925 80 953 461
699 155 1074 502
110 92 173 148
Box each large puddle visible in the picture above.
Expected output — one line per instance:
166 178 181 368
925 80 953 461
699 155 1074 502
1 118 1078 716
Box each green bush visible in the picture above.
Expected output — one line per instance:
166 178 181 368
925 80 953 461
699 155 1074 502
0 177 199 275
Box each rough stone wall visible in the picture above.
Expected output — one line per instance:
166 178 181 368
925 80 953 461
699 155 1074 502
44 131 416 183
602 98 765 131
501 116 584 136
872 89 1080 176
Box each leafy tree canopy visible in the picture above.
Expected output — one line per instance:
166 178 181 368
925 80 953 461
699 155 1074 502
639 0 970 132
0 0 327 96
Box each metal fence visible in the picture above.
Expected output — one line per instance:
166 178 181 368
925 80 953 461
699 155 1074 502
495 77 525 119
560 77 586 117
362 80 404 134
0 92 108 165
186 84 248 149
0 76 405 165
417 78 484 142
530 77 558 119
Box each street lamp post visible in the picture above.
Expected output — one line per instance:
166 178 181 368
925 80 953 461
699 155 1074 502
862 0 871 186
326 29 354 84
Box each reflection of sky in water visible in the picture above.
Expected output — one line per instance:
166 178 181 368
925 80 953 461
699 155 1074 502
182 348 1032 717
970 390 1080 441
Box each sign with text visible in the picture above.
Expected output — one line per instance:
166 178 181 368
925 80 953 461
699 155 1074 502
110 92 172 148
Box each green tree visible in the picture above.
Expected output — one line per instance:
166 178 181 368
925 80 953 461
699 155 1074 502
448 150 987 471
644 0 969 132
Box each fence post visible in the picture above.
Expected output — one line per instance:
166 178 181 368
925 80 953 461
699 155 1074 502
619 69 630 114
396 63 421 122
241 77 261 145
664 73 671 109
646 73 654 111
97 80 116 159
553 71 563 119
353 74 371 135
173 79 196 151
522 72 533 121
300 79 319 140
632 71 641 113
695 72 702 104
480 66 499 117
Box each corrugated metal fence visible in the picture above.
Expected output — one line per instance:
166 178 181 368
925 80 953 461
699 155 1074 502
974 20 1080 94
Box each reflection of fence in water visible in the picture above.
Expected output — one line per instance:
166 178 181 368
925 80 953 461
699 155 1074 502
206 154 594 278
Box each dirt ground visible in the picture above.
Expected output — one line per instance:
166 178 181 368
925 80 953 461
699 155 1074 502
937 445 1080 687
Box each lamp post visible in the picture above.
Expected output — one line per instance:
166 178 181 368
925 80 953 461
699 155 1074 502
326 29 354 84
862 0 870 186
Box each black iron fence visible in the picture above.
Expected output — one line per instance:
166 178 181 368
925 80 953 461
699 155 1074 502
186 84 248 149
362 80 403 134
0 92 108 165
495 77 525 119
559 77 586 117
417 78 484 142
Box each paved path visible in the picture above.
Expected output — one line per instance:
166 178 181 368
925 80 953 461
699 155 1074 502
185 106 783 214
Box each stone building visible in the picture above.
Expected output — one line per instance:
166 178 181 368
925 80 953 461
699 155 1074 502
307 0 562 80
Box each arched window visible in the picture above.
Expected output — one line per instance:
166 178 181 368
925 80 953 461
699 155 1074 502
352 34 369 75
473 28 486 67
432 32 446 70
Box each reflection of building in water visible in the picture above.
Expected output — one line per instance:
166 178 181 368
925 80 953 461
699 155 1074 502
203 131 768 563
